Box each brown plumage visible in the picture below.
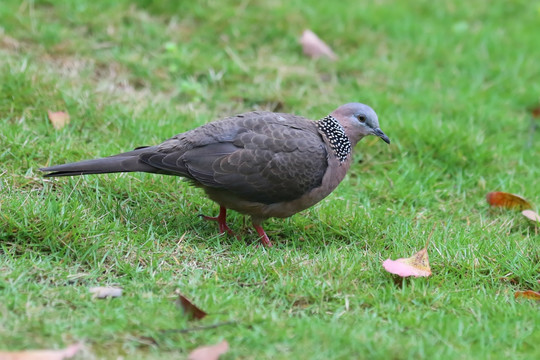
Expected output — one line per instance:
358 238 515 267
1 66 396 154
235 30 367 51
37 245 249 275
40 103 390 246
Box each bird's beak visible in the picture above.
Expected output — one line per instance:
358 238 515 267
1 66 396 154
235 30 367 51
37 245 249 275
373 128 390 144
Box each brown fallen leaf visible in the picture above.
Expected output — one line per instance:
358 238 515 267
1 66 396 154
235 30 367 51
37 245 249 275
0 343 82 360
47 110 70 130
299 29 338 60
514 290 540 301
90 286 122 299
522 209 540 223
383 247 432 277
531 105 540 118
175 293 207 320
188 340 229 360
486 191 533 210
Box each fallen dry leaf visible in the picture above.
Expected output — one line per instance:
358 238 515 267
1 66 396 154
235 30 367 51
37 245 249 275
514 290 540 301
299 29 338 60
0 343 81 360
188 340 229 360
90 286 122 299
522 209 540 223
383 247 432 278
47 110 70 130
486 191 533 210
175 293 207 320
531 105 540 118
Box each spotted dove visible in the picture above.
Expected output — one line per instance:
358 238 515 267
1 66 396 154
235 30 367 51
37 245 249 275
40 103 389 246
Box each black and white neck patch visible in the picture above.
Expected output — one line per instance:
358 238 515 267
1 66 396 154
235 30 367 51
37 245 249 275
316 115 352 163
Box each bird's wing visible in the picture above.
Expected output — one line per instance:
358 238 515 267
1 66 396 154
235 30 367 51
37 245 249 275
140 112 329 204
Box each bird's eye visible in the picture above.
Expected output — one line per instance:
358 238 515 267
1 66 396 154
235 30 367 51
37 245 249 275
357 115 366 123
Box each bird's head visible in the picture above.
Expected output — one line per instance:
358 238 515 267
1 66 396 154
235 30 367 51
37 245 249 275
330 103 390 146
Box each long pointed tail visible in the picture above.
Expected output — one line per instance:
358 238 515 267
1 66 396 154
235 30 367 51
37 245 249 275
40 147 159 177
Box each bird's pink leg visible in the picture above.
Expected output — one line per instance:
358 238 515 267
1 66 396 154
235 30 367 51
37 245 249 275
201 206 237 238
253 224 273 247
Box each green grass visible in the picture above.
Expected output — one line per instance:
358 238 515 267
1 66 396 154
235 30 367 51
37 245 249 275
1 0 539 358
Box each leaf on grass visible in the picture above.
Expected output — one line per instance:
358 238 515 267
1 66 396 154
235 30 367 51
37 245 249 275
486 192 532 210
531 105 540 118
90 286 122 299
522 209 540 223
175 293 207 320
188 340 229 360
383 247 431 278
0 343 81 360
299 30 338 60
47 110 70 130
514 290 540 301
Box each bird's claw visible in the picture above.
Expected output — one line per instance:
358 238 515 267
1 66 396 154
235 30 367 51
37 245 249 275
200 208 240 240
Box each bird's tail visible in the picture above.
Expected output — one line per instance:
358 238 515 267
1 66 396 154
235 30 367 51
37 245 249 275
40 147 159 177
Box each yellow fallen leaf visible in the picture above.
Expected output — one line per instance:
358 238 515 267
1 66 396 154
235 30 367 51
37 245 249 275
383 247 432 277
47 110 70 130
188 340 229 360
0 343 81 360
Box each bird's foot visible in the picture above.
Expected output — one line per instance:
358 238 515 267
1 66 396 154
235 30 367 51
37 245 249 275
200 206 239 239
202 214 236 237
253 224 273 247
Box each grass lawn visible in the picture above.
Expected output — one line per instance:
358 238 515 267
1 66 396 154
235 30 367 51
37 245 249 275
1 0 539 358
